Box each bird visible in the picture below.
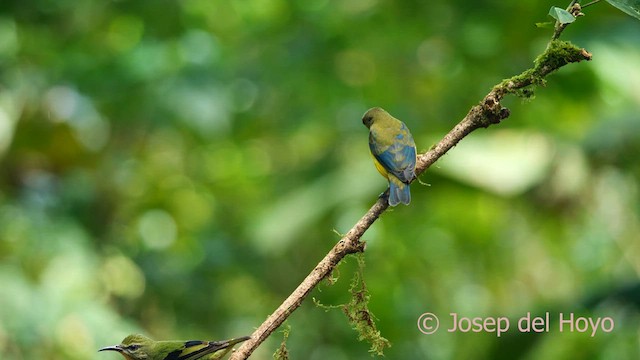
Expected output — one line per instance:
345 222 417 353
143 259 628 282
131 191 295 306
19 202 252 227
98 333 251 360
362 107 417 206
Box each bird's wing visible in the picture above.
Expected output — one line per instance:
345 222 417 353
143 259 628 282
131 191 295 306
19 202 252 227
163 340 222 360
370 126 416 183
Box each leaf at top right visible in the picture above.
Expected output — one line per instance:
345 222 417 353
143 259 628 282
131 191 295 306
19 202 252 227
605 0 640 20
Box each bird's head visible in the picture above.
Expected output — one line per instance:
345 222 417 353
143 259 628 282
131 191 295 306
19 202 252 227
99 334 154 360
362 107 389 128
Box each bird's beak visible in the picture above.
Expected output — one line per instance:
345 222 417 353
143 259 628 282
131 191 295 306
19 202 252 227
98 345 123 353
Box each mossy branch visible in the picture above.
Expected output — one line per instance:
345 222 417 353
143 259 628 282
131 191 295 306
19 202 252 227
228 5 591 360
413 38 590 178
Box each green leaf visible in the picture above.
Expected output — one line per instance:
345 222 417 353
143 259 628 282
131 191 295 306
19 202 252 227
548 6 576 24
605 0 640 20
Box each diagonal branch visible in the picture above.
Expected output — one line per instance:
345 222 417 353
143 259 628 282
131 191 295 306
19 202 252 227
229 24 592 360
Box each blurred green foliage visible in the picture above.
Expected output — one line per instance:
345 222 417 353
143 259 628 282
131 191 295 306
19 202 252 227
0 1 639 359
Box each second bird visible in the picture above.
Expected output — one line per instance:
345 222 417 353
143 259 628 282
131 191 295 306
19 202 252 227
99 334 250 360
362 107 417 206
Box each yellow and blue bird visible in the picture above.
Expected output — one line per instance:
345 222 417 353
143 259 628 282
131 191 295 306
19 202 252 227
362 107 417 206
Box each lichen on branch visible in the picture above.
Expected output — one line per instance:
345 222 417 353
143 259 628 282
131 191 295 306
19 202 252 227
314 254 391 356
494 40 592 99
342 254 391 356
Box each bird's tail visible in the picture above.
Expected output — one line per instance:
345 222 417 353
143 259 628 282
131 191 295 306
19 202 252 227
388 176 410 206
207 336 251 360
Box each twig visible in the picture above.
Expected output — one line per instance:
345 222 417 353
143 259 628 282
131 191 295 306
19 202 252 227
581 0 602 9
229 5 592 360
552 1 584 40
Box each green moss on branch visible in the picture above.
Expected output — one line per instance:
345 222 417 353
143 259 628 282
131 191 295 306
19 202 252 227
493 40 591 99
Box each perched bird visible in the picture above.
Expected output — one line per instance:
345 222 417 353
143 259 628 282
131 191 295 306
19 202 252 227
99 334 251 360
362 107 417 206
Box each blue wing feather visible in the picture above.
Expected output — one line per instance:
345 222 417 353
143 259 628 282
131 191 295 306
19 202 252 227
371 142 416 183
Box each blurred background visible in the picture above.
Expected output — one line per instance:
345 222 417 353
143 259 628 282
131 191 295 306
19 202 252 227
0 0 639 359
